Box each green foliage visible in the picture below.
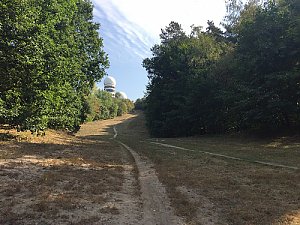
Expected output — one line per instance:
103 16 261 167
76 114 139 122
0 0 108 131
229 0 300 130
123 99 134 113
84 89 134 121
134 98 147 110
144 0 300 137
117 101 128 116
143 22 231 137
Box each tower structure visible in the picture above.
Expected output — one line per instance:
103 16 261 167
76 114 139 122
104 76 116 97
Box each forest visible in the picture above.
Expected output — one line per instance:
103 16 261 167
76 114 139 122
1 0 299 137
143 0 300 137
0 0 133 133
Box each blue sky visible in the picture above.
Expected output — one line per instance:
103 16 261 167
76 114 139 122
92 0 227 100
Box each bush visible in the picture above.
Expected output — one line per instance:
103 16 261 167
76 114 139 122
84 90 133 121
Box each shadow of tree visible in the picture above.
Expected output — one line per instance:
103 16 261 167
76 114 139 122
0 133 16 141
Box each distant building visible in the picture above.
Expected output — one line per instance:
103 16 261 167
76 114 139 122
103 76 128 99
104 76 116 97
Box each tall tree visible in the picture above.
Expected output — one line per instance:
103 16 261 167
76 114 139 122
144 0 299 137
143 22 229 137
231 0 300 129
0 0 108 132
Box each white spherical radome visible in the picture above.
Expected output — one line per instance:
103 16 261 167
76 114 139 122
119 91 127 99
104 76 116 87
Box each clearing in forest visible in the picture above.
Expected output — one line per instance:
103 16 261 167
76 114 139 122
0 112 299 225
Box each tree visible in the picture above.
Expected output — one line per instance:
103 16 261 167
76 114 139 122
229 0 300 130
143 0 299 137
134 98 147 110
0 0 108 132
143 22 230 137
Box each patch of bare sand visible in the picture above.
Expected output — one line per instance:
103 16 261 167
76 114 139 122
276 211 300 225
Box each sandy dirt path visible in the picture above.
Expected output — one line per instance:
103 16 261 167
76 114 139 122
77 115 184 224
116 138 184 224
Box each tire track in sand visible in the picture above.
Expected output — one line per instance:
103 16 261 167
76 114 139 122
113 126 184 225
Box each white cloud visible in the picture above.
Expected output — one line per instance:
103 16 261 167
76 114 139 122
99 0 226 36
92 0 227 60
93 0 155 60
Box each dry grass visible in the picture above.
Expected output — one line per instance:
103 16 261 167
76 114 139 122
118 112 300 225
1 113 299 225
0 116 139 225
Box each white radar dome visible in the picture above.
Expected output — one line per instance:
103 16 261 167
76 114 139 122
119 91 127 99
104 76 116 87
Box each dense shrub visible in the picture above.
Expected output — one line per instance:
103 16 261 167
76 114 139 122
84 90 134 121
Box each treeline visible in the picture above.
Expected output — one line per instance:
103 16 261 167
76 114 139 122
0 0 109 132
84 88 134 122
143 0 300 137
134 97 147 110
